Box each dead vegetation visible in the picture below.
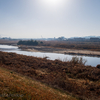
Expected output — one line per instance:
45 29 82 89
0 51 100 100
0 39 18 45
18 40 100 57
0 67 76 100
41 40 100 51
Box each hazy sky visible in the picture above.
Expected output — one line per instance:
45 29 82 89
0 0 100 38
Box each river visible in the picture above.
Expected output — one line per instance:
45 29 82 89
0 45 100 67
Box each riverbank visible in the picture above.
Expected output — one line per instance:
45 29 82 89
18 45 100 57
0 51 100 100
0 65 76 100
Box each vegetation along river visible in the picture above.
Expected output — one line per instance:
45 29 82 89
0 45 100 67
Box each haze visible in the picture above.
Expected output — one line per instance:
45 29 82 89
0 0 100 38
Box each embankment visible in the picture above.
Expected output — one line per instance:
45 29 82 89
0 51 100 100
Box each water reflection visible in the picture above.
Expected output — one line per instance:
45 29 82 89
0 45 100 67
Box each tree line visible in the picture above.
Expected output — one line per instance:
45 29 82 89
17 40 43 46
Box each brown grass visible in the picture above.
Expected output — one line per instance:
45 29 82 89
0 51 100 100
0 67 77 100
0 39 18 45
41 40 100 51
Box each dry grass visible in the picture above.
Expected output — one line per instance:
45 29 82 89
0 39 18 45
0 51 100 100
0 67 77 100
42 40 100 51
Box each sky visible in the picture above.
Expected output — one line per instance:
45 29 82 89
0 0 100 38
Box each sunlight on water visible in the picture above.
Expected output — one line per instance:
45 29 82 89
0 45 100 67
0 45 18 49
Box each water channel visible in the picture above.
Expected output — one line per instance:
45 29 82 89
0 45 100 67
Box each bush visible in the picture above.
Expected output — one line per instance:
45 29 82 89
96 64 100 69
71 57 87 65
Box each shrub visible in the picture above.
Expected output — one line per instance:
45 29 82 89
71 57 87 65
96 64 100 69
17 40 39 46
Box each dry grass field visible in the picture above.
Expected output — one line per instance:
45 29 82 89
0 39 18 45
18 40 100 57
42 40 100 51
0 67 77 100
0 51 100 100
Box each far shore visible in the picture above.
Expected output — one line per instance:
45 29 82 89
18 45 100 57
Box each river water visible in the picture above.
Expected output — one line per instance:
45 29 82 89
0 45 100 67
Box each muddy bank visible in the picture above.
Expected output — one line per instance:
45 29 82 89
18 45 100 57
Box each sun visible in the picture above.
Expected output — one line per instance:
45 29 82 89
39 0 66 8
36 0 70 12
42 0 62 6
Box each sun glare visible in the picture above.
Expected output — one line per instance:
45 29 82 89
42 0 63 6
35 0 71 13
38 0 67 9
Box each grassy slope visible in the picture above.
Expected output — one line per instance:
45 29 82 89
0 51 100 100
0 67 77 100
